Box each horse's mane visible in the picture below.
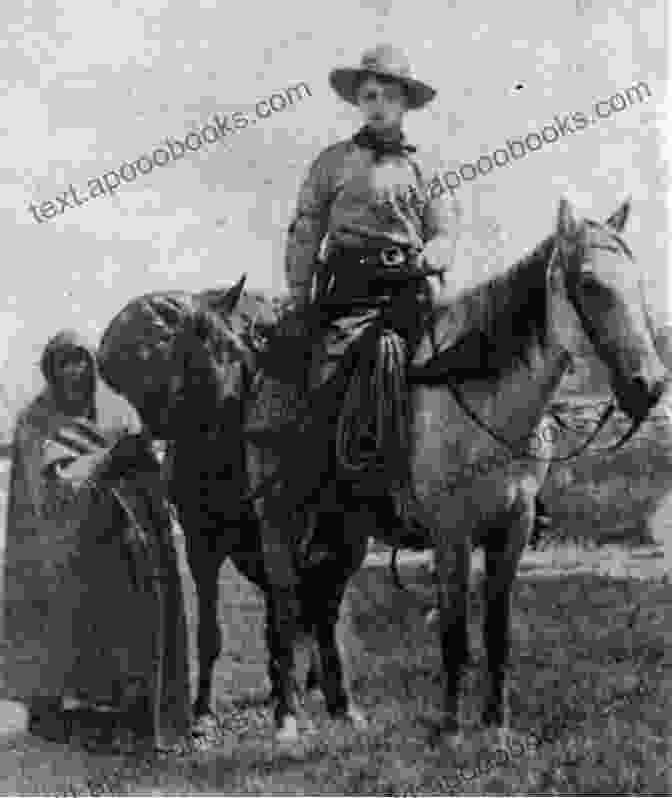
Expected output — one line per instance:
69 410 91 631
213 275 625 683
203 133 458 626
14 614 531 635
191 289 277 359
435 234 557 380
191 246 558 384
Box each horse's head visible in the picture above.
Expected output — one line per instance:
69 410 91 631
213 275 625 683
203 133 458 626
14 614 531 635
168 274 254 435
547 197 667 423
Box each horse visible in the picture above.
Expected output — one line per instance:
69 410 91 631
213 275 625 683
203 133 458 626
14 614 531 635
241 196 667 744
97 279 371 738
98 197 667 746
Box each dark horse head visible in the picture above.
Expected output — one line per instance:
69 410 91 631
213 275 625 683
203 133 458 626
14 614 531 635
165 275 264 441
549 198 667 425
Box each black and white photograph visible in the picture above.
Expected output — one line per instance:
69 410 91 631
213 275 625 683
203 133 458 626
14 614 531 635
0 0 669 793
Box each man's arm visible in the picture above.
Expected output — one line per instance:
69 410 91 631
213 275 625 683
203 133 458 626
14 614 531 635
422 185 463 275
285 152 333 307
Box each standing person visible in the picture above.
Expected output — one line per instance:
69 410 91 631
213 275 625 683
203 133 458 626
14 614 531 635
1 330 192 752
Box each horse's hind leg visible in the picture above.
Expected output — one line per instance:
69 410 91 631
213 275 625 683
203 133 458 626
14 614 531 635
255 513 304 742
482 496 532 730
433 534 471 741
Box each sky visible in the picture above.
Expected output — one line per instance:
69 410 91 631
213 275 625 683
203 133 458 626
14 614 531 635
0 0 668 421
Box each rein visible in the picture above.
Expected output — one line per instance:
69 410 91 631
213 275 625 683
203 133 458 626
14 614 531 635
443 378 630 463
240 237 646 505
441 239 644 464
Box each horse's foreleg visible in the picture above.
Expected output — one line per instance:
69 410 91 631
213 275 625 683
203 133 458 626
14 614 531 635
302 514 368 729
192 553 223 721
256 512 303 742
263 599 286 705
313 587 367 730
314 597 349 715
305 639 323 694
433 535 471 739
482 496 532 730
181 525 224 723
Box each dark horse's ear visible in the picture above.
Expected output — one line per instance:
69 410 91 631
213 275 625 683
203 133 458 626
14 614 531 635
556 197 578 241
207 274 247 317
605 197 631 232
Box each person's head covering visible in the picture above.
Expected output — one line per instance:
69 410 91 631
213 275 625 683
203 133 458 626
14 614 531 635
40 329 97 413
329 44 437 110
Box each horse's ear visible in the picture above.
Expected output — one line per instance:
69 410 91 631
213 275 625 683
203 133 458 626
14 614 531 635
605 197 631 232
207 274 247 316
556 197 578 240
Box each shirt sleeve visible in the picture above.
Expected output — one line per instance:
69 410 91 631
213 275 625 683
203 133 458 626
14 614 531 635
422 179 463 273
284 151 333 304
424 188 462 241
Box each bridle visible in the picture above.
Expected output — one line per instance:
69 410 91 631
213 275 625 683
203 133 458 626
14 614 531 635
233 233 647 508
442 234 646 464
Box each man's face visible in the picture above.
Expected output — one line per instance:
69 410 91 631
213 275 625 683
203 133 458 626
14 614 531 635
356 75 408 133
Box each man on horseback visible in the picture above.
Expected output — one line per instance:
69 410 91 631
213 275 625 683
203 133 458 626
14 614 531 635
281 44 461 554
286 43 459 337
278 44 555 557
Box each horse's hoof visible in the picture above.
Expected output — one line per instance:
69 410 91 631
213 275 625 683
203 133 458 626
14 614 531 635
428 726 463 749
274 715 300 745
423 715 462 748
483 705 510 731
345 706 368 731
305 686 324 702
493 726 512 750
425 608 439 626
191 712 221 739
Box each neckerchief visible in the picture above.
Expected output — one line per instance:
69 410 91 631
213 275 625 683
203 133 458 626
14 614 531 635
352 126 417 163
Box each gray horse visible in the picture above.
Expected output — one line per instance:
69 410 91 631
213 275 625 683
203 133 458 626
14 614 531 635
247 197 666 743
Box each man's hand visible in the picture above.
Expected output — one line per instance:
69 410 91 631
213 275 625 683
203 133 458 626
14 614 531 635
417 247 447 278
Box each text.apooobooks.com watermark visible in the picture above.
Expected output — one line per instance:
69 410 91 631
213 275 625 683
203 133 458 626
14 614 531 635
379 80 653 209
28 82 312 223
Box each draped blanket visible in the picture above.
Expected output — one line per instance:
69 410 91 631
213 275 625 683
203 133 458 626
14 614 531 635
98 289 277 437
0 389 191 749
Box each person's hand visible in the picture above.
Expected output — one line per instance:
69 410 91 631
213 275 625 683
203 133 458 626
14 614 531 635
280 301 311 338
96 433 158 483
417 247 446 277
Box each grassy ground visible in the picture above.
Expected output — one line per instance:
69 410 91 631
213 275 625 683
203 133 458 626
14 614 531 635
0 550 670 796
537 397 672 547
1 395 672 794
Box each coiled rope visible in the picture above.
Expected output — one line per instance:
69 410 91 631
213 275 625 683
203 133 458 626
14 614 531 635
335 328 411 486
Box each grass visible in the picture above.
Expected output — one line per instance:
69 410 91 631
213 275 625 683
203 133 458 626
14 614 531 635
1 555 671 796
1 393 672 794
537 397 672 547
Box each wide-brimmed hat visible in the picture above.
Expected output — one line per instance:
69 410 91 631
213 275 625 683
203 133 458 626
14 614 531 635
329 44 437 110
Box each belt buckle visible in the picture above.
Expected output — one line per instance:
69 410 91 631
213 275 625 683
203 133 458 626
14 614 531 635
380 246 406 267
